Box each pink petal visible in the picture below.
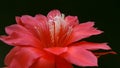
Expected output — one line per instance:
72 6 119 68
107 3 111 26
5 24 32 35
47 10 61 20
65 16 79 27
35 14 48 24
62 46 98 67
34 14 49 33
55 56 73 68
70 22 103 43
21 15 39 26
34 14 52 43
30 52 55 68
70 41 111 50
15 16 23 25
44 47 68 55
7 47 44 68
0 24 41 47
21 15 51 46
20 15 41 35
20 15 47 38
4 47 21 66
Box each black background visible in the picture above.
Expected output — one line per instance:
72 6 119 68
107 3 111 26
0 0 120 68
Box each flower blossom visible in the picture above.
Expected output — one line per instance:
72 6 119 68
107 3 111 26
0 10 113 68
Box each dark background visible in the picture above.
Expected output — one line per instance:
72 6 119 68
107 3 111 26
0 0 120 68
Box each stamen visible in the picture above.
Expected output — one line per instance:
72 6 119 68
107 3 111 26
34 13 73 48
48 14 73 47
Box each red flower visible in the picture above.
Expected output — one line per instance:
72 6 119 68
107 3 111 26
0 10 112 68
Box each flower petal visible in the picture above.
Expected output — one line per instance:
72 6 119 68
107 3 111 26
94 51 117 58
55 56 73 68
35 14 48 24
7 47 43 68
20 15 41 35
0 24 41 47
65 16 79 27
30 52 55 68
44 47 68 55
15 16 23 25
62 46 98 67
34 14 52 43
4 47 21 66
70 41 111 50
34 14 49 33
47 10 61 20
21 15 52 46
70 22 103 43
5 24 31 35
20 15 48 38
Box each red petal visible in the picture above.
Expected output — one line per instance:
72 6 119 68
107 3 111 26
55 56 73 68
44 47 68 55
35 14 48 24
70 22 103 43
21 15 52 46
20 15 46 38
34 14 52 44
4 47 21 66
8 59 24 68
7 47 43 68
34 14 49 31
20 15 41 34
62 46 98 67
15 16 23 25
65 16 79 27
5 24 32 35
71 41 111 50
21 15 39 25
0 24 41 47
30 52 55 68
47 10 61 20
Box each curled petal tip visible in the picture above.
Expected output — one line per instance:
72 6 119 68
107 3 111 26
47 9 61 20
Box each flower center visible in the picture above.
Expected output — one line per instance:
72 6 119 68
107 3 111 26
48 14 73 47
34 14 73 48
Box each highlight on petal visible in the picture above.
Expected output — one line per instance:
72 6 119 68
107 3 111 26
35 14 48 24
6 47 43 68
70 21 103 43
21 15 52 47
18 15 50 39
62 46 98 67
65 16 79 27
20 15 41 31
5 24 34 36
20 15 43 35
70 41 111 50
47 9 61 20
